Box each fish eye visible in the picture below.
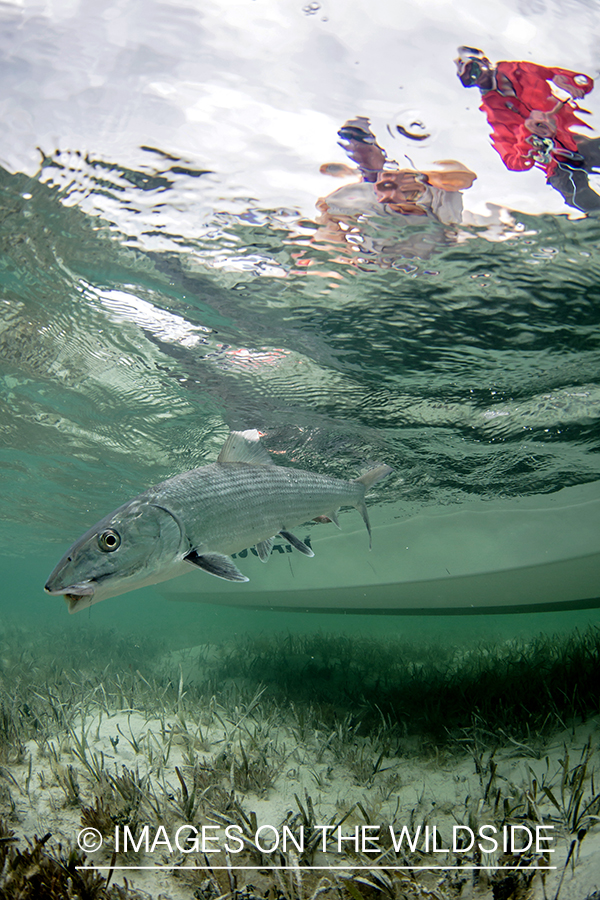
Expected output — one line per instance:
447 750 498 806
97 529 121 552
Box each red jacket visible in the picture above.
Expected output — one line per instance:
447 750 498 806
479 61 593 176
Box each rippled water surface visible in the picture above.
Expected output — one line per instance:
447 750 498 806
3 143 600 542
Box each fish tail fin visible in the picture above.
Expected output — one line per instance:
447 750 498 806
353 464 393 549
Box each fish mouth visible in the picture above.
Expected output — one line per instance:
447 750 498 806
44 581 95 613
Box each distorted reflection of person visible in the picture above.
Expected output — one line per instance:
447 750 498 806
455 47 600 213
336 116 387 183
313 117 477 265
373 165 477 224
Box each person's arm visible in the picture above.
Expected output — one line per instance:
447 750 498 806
515 61 593 100
549 68 593 100
339 140 386 182
422 161 477 192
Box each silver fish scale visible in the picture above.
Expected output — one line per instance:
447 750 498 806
147 462 363 556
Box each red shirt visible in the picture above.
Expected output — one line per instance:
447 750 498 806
479 61 593 176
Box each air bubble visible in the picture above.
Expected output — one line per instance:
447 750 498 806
387 108 436 145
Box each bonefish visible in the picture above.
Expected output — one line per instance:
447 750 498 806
45 430 392 613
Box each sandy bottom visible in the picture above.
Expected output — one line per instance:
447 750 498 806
4 641 599 900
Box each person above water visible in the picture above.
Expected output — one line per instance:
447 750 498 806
373 163 476 224
335 116 388 183
332 117 476 224
312 119 477 266
454 47 600 213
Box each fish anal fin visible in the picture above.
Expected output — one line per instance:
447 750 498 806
354 464 393 549
280 531 315 557
329 510 341 529
357 502 372 550
217 430 274 466
255 536 276 562
184 550 249 582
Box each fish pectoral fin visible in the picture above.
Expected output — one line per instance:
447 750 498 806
184 550 249 582
217 430 274 466
280 531 315 557
255 536 276 562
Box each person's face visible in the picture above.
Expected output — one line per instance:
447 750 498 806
375 172 424 208
456 58 494 91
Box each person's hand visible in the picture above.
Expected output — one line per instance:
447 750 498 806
553 73 587 99
524 110 557 138
341 139 386 174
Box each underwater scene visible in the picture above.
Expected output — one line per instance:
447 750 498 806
1 0 600 898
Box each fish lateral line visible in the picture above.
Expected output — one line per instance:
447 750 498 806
44 430 392 611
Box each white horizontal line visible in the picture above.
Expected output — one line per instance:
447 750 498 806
76 865 557 871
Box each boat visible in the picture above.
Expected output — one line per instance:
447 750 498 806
161 480 600 614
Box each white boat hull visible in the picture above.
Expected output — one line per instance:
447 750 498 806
161 481 600 614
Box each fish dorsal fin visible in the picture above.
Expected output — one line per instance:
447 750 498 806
217 430 274 465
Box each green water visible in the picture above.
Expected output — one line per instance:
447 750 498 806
1 154 599 642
